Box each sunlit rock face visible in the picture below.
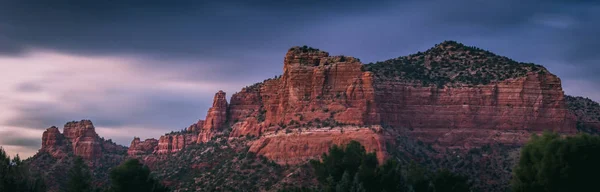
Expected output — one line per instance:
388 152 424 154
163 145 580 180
131 44 576 165
226 45 576 164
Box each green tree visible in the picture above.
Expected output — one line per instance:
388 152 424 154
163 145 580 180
108 159 168 192
432 169 470 192
0 147 46 192
512 132 600 192
67 157 92 192
309 141 407 192
335 171 352 192
407 161 431 192
378 160 407 192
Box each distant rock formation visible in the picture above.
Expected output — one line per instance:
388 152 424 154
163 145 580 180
41 120 126 161
128 137 158 156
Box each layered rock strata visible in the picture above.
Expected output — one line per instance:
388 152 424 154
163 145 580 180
40 120 125 160
226 46 576 164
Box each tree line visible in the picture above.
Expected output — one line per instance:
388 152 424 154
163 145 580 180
3 131 600 191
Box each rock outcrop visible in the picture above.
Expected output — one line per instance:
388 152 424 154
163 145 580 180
128 138 158 156
40 120 126 160
41 126 68 158
198 90 228 143
186 120 205 132
249 126 389 165
566 95 600 133
156 133 198 154
62 120 103 159
129 90 229 156
229 47 378 137
130 42 577 164
225 45 576 164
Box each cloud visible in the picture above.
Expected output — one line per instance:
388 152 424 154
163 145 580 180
0 128 45 158
0 50 240 156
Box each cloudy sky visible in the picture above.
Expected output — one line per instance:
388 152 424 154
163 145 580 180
1 0 599 158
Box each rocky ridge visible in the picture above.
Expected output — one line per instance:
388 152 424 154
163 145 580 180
28 41 595 191
128 42 577 165
566 95 600 134
33 120 127 191
40 120 127 161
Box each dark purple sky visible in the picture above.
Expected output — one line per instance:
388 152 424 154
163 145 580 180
0 0 599 157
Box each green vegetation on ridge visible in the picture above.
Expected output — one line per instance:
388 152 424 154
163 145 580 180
364 41 546 87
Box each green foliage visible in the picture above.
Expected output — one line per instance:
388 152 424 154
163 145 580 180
388 134 516 192
407 161 431 192
309 141 407 192
152 139 283 191
108 159 168 192
511 132 600 192
432 169 470 192
364 41 545 86
0 147 46 192
67 157 92 192
565 95 600 134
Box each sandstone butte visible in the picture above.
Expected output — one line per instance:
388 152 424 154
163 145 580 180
40 120 127 164
40 41 580 166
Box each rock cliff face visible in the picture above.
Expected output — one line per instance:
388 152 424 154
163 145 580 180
198 90 228 143
374 72 575 147
249 126 389 165
40 120 105 160
186 120 205 132
129 90 229 156
60 120 103 159
41 126 68 158
156 133 198 154
128 138 158 156
229 47 378 135
129 42 576 165
223 44 576 164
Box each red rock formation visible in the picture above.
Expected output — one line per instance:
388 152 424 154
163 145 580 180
374 72 576 147
227 46 576 164
249 126 389 165
186 120 205 132
39 120 126 161
226 47 385 163
198 91 228 143
128 138 158 156
41 126 68 158
229 48 378 138
156 133 198 154
61 120 102 159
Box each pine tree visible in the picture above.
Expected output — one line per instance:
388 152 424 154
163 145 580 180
432 169 470 192
0 147 46 192
349 173 366 192
335 171 352 192
67 157 92 192
109 159 168 192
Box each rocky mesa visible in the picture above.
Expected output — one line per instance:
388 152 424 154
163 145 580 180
27 41 598 192
131 42 577 165
218 42 576 164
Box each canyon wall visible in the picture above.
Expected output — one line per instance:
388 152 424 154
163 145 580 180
374 72 576 147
